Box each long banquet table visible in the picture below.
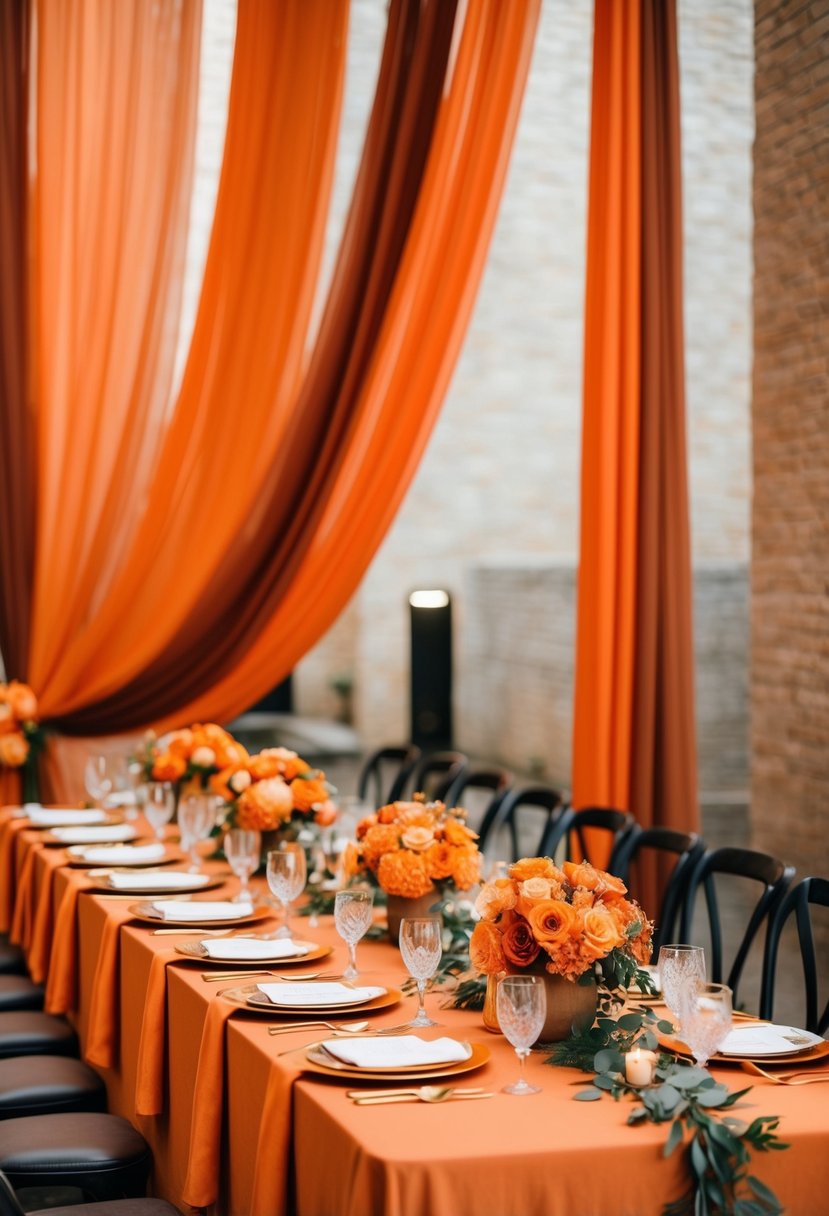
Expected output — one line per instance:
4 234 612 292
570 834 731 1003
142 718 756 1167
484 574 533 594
1 807 827 1216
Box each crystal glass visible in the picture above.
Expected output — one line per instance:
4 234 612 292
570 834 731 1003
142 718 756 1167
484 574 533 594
681 981 732 1066
398 917 443 1028
144 783 175 842
657 944 706 1032
334 888 375 980
178 794 216 873
266 844 307 939
224 828 261 903
496 975 547 1095
84 755 113 808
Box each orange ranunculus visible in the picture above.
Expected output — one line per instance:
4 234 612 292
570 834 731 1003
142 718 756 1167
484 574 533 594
400 826 435 853
0 731 29 767
360 824 402 869
442 818 477 846
562 861 602 891
5 681 37 721
475 877 518 920
509 857 563 883
314 799 338 827
290 775 328 812
425 840 454 880
596 871 628 902
579 906 625 961
376 850 434 899
152 751 187 782
248 754 283 781
527 899 581 948
450 847 481 892
237 777 293 830
470 921 507 975
166 730 194 759
0 703 14 735
502 918 542 969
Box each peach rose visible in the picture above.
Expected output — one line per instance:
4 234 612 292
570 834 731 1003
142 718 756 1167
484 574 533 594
152 751 187 782
509 857 562 883
442 818 477 846
562 861 602 891
400 825 435 852
597 871 628 902
191 746 217 769
5 681 37 721
475 878 518 921
314 799 338 827
501 919 541 969
0 704 14 734
527 899 581 947
376 850 434 899
470 921 507 975
579 906 625 960
0 731 29 767
228 769 252 794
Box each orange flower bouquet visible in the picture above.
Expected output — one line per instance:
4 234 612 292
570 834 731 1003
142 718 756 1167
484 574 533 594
470 857 653 993
140 723 249 791
343 799 482 899
0 681 46 801
214 747 336 835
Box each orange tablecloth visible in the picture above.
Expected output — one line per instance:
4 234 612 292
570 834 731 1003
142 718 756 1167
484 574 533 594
1 809 828 1216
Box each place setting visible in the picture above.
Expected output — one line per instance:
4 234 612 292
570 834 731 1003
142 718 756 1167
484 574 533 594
179 935 334 969
64 841 183 869
128 898 271 928
43 822 142 847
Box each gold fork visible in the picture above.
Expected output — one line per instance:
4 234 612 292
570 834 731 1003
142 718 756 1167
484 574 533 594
741 1060 829 1084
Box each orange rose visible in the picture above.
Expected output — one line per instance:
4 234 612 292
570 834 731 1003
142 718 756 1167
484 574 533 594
376 850 434 899
527 899 581 947
5 681 37 721
291 775 328 812
501 919 542 969
597 871 628 902
314 799 338 827
475 877 518 920
426 840 454 880
0 731 29 767
400 826 435 852
152 751 187 782
579 906 625 960
562 861 602 891
470 921 507 975
449 847 481 891
509 857 563 883
0 703 14 734
248 754 283 781
442 818 477 846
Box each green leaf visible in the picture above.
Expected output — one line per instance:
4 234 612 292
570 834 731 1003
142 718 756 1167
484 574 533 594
593 1048 624 1073
617 1012 645 1030
690 1135 709 1181
594 1073 616 1091
670 1067 709 1090
657 1019 678 1034
574 1088 602 1101
747 1176 783 1212
664 1118 685 1158
696 1088 729 1108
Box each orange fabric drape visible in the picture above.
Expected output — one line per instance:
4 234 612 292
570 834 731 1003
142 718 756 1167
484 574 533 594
571 0 698 877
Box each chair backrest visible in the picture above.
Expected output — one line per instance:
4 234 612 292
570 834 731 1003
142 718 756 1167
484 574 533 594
440 766 513 836
760 875 829 1033
681 845 795 1008
611 825 706 959
0 1172 25 1216
481 785 568 863
542 805 635 868
405 751 469 803
356 745 421 808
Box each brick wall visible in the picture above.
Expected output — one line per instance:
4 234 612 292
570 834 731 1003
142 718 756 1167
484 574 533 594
751 0 829 876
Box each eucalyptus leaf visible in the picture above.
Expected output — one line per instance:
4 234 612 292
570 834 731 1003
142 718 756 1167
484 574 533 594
593 1048 624 1073
696 1088 729 1109
664 1119 685 1158
593 1073 616 1091
574 1088 602 1101
617 1012 645 1030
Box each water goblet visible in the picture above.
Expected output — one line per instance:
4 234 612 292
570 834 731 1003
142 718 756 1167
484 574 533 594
177 794 215 873
143 783 175 842
334 889 375 980
657 944 706 1032
224 829 261 903
496 975 547 1095
681 981 733 1066
266 844 307 939
84 755 113 808
399 917 443 1028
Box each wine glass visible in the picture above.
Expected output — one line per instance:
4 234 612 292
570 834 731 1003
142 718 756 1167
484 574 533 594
266 844 307 939
84 755 113 809
657 944 706 1032
681 981 732 1066
143 783 175 842
496 975 547 1095
334 889 375 980
178 794 215 873
398 917 443 1028
224 829 261 903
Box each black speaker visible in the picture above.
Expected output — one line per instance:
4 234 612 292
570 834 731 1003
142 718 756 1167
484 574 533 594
409 591 452 749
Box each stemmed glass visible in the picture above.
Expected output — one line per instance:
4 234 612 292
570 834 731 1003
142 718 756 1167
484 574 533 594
657 944 707 1032
496 975 547 1095
681 981 733 1066
84 755 113 809
398 917 443 1028
334 889 375 980
177 794 216 873
266 844 307 939
143 783 175 842
224 829 261 903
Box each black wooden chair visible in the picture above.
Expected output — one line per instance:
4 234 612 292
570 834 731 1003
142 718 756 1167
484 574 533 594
480 785 568 864
0 1056 107 1120
0 944 26 979
0 976 44 1012
356 745 421 808
0 1167 180 1215
439 767 513 836
611 826 706 959
681 846 795 1010
405 751 469 803
540 805 635 868
760 876 829 1033
0 1012 78 1060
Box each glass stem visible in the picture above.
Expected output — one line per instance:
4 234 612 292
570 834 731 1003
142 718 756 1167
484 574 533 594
517 1048 528 1084
417 979 427 1016
347 942 358 974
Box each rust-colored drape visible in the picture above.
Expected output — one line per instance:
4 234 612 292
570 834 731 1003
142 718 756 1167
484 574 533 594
572 0 698 884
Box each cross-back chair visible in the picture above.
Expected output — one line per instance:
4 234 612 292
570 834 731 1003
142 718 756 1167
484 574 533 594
760 875 829 1033
405 751 469 803
480 785 568 864
611 826 706 959
356 744 422 808
540 805 635 868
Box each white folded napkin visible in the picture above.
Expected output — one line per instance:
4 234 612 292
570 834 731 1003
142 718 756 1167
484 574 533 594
320 1036 471 1069
104 790 137 807
257 982 385 1007
107 869 208 891
52 824 137 844
201 938 311 961
718 1023 822 1056
74 843 168 866
28 808 108 827
150 900 254 921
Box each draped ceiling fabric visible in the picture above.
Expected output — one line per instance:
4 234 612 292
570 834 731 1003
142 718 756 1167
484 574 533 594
0 0 540 797
571 0 699 878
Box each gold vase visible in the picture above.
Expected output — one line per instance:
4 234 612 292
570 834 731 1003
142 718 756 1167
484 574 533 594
483 971 597 1043
385 890 443 942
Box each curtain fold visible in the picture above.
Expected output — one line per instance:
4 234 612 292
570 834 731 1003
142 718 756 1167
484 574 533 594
571 0 698 876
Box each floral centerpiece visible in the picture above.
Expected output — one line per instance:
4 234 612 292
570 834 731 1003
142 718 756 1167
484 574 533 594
0 681 46 801
138 723 249 792
470 857 653 1040
214 747 336 838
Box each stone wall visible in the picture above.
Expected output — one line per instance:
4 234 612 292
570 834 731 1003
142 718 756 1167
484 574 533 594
751 0 829 874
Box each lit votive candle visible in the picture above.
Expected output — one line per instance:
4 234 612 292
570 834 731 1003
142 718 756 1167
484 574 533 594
625 1047 657 1087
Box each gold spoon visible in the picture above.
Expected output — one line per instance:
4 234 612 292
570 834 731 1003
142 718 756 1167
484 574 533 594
351 1087 494 1105
268 1019 372 1035
201 970 340 983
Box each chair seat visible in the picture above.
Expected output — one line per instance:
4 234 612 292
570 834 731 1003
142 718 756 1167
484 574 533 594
0 1056 105 1118
30 1203 180 1216
0 1012 78 1059
0 976 44 1012
0 943 26 978
0 1112 151 1195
